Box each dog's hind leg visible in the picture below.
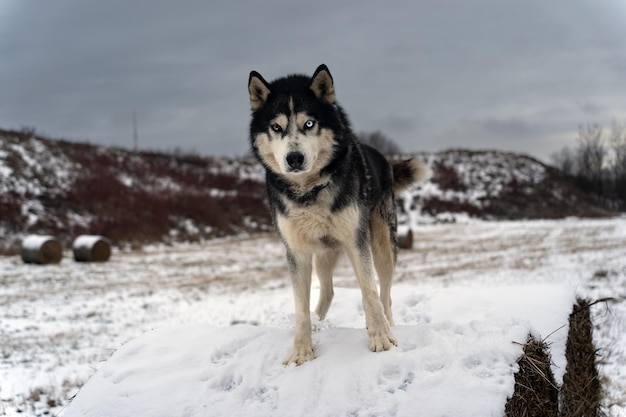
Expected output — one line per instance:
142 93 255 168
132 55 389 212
313 249 340 320
371 217 396 326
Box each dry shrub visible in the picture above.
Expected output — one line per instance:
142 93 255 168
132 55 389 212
505 336 559 417
431 162 466 191
560 298 601 417
506 299 604 417
422 196 484 217
0 192 25 231
59 148 271 244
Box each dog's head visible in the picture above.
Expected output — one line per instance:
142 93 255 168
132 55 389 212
248 64 342 179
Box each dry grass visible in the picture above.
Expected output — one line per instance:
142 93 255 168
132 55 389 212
505 298 605 417
505 336 559 417
560 299 603 417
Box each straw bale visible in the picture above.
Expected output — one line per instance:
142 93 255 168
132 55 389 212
73 235 112 262
560 298 601 417
397 225 413 249
504 336 558 417
21 235 63 264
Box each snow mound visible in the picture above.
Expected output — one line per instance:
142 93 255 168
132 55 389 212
63 283 575 417
64 325 522 417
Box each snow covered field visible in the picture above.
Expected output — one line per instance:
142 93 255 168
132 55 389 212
1 218 625 416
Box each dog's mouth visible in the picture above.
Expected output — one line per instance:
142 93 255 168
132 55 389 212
285 167 312 176
283 151 310 174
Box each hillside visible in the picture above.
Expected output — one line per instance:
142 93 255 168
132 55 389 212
0 129 611 254
402 149 611 226
0 129 271 254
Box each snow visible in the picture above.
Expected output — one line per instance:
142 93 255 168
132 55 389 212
63 284 573 417
72 235 109 251
4 138 75 195
0 149 12 180
20 234 58 251
1 218 626 416
404 150 550 223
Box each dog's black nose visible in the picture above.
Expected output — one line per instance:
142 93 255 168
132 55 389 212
286 152 305 170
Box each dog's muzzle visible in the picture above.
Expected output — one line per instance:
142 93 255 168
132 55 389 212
286 151 305 172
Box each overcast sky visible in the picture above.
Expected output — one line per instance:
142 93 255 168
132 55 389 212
1 1 626 162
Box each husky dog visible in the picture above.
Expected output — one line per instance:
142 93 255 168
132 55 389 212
247 64 429 365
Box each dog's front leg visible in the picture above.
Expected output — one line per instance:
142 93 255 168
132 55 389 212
345 244 397 352
283 250 315 366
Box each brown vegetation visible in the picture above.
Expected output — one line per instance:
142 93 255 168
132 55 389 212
505 299 603 417
505 336 559 417
560 299 602 417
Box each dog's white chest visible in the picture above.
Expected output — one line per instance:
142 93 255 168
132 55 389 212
276 202 359 251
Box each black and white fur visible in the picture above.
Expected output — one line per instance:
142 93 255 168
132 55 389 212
248 64 429 365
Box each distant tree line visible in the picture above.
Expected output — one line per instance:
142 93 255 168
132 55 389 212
551 121 626 211
357 131 402 155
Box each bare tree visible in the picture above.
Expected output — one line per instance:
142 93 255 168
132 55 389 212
550 146 576 176
609 121 626 202
357 131 403 155
552 121 625 210
576 123 606 192
609 121 626 177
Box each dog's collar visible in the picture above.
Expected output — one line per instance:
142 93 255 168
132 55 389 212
285 181 330 205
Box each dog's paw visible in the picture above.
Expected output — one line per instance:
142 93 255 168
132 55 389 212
283 346 315 366
368 327 397 352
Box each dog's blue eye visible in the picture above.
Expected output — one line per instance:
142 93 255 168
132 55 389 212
270 123 283 133
304 120 315 130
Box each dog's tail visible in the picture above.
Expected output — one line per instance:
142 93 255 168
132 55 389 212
392 159 431 193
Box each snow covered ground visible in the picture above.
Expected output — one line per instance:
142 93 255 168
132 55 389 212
1 218 625 416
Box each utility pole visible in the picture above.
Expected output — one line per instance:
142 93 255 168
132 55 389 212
133 110 138 151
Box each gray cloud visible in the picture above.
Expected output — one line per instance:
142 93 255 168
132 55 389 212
1 0 626 161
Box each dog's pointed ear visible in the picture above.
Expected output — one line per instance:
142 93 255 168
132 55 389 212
310 64 335 104
248 71 271 111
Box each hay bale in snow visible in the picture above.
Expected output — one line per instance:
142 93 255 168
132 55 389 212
73 235 112 262
397 225 413 249
560 298 601 417
21 235 63 264
504 335 558 417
